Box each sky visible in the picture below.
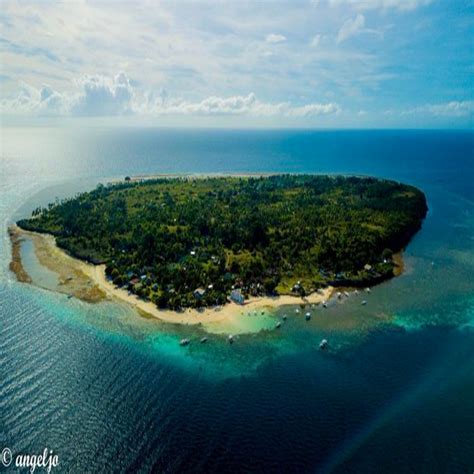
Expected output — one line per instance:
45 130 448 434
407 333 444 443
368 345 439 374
0 0 473 128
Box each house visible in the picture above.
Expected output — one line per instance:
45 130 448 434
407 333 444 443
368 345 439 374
193 288 206 299
230 289 245 305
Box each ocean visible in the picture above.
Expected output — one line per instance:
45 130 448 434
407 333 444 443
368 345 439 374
1 127 473 473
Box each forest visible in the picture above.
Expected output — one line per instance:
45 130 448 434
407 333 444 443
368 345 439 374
18 175 428 310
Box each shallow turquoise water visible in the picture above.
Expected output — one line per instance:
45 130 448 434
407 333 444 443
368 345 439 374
1 128 473 472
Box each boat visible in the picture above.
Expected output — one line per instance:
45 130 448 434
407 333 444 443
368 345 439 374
295 308 300 313
354 289 359 295
305 312 311 321
337 291 342 299
344 291 350 297
319 339 328 350
361 300 367 306
67 294 73 299
282 314 287 321
365 287 371 293
228 334 234 344
322 301 327 308
180 338 190 346
276 322 281 329
200 337 208 344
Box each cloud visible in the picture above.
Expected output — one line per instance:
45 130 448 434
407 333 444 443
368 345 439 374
286 102 340 117
71 73 133 116
310 34 321 47
337 14 365 44
402 100 474 117
0 81 67 116
145 92 340 117
1 74 339 119
328 0 433 10
0 37 61 63
265 33 287 44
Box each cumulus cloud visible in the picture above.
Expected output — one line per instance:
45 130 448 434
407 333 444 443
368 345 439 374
71 72 134 116
265 33 287 44
0 81 68 116
1 74 339 119
1 73 134 117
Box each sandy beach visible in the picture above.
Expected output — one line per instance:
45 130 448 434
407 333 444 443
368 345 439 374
9 225 334 329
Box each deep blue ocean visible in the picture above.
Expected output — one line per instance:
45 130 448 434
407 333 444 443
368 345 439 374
1 128 473 473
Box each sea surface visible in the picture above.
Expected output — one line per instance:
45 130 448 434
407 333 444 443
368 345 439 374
1 128 473 473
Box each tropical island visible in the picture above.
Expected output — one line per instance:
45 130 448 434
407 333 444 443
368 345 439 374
15 175 427 313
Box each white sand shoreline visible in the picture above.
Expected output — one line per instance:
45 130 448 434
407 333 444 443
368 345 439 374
10 225 334 332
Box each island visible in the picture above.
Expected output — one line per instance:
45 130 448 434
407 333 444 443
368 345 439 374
15 175 427 314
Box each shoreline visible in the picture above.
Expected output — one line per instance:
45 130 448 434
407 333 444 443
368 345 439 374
9 225 334 330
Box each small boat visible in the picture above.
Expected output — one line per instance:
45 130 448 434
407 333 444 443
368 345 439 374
354 289 359 295
261 311 265 315
305 312 311 321
295 308 300 313
344 291 350 297
276 322 281 329
319 339 328 350
337 291 342 299
322 301 327 308
228 334 234 344
282 314 287 321
67 294 73 299
365 287 371 293
200 337 208 344
361 300 367 306
180 338 190 346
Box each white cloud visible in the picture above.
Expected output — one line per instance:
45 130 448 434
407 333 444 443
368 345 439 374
328 0 432 11
145 92 339 117
310 34 321 47
265 33 287 44
0 81 68 116
403 101 474 117
1 75 339 119
71 73 134 116
286 102 340 117
337 14 365 44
